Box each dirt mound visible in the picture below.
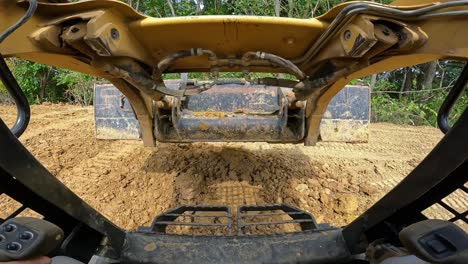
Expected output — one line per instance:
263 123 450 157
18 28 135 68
0 105 448 232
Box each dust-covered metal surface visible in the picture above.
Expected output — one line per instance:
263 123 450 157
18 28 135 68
320 85 370 142
121 229 350 264
186 86 280 114
94 84 141 140
94 82 370 143
237 204 319 235
143 205 233 235
155 83 305 143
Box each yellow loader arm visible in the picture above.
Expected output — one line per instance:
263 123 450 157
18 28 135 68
1 0 468 146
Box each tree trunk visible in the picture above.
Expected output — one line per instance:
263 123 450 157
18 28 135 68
287 0 294 17
135 0 140 12
38 69 50 103
416 60 437 90
274 0 280 17
154 7 163 17
167 0 176 16
422 60 438 90
195 0 201 15
311 0 321 17
400 69 413 98
369 74 377 90
439 68 445 89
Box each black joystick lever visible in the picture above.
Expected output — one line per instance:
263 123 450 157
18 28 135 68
0 217 64 262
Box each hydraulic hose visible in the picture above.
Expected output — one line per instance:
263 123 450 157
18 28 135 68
0 0 38 43
292 0 468 65
242 51 306 80
158 48 217 73
0 54 30 138
0 0 37 137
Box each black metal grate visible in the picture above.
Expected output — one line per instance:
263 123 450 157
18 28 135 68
0 192 42 224
145 205 233 235
422 185 468 231
237 204 319 236
140 204 327 236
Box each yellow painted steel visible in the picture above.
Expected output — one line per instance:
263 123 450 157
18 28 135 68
2 0 468 75
129 16 327 63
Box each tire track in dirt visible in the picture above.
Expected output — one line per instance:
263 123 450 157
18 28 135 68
57 140 141 222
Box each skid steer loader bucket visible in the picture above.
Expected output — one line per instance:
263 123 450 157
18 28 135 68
320 85 370 142
94 81 369 143
94 84 141 140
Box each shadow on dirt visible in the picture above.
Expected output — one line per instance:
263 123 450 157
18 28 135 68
142 143 326 214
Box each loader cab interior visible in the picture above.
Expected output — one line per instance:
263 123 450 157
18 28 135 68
1 0 468 263
1 93 467 263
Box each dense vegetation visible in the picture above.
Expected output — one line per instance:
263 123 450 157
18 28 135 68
0 0 466 127
370 61 467 127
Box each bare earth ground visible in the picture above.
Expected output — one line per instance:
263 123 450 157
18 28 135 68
0 104 465 233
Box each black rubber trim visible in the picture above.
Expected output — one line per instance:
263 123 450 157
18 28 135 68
437 63 468 134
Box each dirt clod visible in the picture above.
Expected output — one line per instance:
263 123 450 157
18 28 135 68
359 184 378 196
294 184 309 194
335 194 359 214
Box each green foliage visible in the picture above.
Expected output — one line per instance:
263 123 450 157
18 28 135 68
371 94 430 126
8 58 71 104
174 0 198 16
54 70 96 106
371 90 468 127
3 58 95 105
225 0 274 16
129 0 393 18
0 79 12 104
0 60 12 104
370 64 468 127
10 59 51 103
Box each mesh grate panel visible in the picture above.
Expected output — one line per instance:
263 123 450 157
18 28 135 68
0 193 24 222
0 192 43 224
422 186 468 231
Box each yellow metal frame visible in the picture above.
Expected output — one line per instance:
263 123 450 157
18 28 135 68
1 0 468 146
